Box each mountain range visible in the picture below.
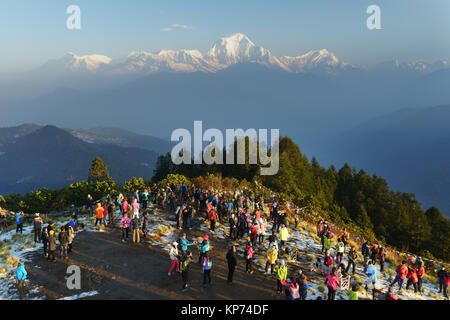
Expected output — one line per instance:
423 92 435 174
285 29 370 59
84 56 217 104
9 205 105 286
0 33 449 215
0 125 167 194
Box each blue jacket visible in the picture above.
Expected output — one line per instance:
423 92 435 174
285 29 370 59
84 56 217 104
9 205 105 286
179 238 193 252
16 263 27 281
15 213 23 225
364 264 377 282
199 240 210 253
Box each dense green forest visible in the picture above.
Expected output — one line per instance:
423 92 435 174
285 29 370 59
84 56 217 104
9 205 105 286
154 136 450 262
0 137 448 262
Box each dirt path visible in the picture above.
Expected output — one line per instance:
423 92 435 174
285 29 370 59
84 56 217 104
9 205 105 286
26 210 283 300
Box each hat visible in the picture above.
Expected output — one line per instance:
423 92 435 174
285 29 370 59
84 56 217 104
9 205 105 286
172 241 178 246
203 235 209 241
49 230 54 235
35 213 40 217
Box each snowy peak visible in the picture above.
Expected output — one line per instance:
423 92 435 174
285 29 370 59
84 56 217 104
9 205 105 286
280 49 353 74
61 52 112 71
205 33 289 71
37 33 449 76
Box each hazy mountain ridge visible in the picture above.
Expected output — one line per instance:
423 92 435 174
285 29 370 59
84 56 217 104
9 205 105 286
0 125 161 194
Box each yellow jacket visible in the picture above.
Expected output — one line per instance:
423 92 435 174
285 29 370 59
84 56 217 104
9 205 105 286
267 246 278 264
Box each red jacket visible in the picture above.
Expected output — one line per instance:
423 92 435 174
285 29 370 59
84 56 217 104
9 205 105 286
396 264 408 279
407 269 418 283
445 275 450 286
209 210 216 221
417 266 425 278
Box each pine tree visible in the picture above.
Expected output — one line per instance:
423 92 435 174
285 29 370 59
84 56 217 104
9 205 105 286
87 157 112 183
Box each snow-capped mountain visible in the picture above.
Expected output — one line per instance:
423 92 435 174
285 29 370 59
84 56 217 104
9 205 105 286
35 33 449 76
280 49 355 75
205 33 289 71
39 52 112 73
373 59 449 74
107 49 219 74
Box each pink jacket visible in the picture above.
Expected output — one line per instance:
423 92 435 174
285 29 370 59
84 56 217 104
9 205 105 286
245 245 255 259
120 216 130 228
325 273 340 291
122 200 128 213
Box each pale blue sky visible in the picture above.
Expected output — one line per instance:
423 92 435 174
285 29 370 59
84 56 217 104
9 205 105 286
1 0 449 72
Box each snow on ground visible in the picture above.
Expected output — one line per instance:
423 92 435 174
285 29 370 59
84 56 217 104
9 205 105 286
0 203 446 300
58 290 99 300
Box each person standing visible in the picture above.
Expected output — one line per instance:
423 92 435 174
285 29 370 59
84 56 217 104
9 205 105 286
32 213 42 243
209 209 217 232
416 262 425 294
180 252 193 292
41 227 49 258
226 245 237 284
202 252 213 286
15 211 24 234
324 267 340 300
378 246 386 272
229 214 237 239
58 226 69 260
179 233 195 260
405 267 419 293
198 235 210 264
48 230 57 262
120 213 131 242
335 240 345 266
278 224 289 250
245 242 255 274
94 203 104 226
131 215 140 243
275 260 288 294
67 224 75 254
13 261 27 300
265 244 278 275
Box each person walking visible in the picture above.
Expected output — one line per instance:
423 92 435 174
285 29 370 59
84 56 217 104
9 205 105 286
345 246 357 274
324 267 340 300
389 260 409 292
168 242 180 276
226 244 237 284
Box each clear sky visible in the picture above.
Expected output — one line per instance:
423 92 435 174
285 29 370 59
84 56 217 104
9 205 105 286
1 0 449 72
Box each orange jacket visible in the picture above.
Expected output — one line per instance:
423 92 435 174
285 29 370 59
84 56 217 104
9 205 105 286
95 206 104 219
